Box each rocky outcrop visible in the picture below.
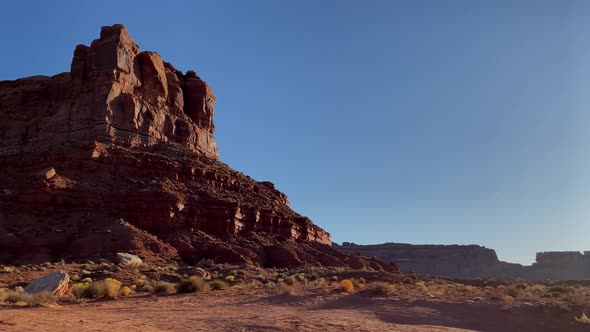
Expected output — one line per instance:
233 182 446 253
24 271 70 296
0 25 394 271
117 253 142 267
336 242 590 280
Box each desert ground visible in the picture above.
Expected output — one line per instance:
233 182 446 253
1 262 589 332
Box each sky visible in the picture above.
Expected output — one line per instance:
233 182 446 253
1 1 589 265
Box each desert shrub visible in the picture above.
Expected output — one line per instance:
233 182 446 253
548 286 572 295
81 277 93 284
503 295 514 302
140 284 155 293
225 275 235 282
70 274 81 282
103 278 122 298
311 278 327 288
4 292 28 304
338 279 354 292
504 286 520 298
429 285 447 297
120 286 132 296
178 276 210 293
275 284 294 295
284 276 296 286
522 284 546 298
153 282 176 294
82 281 106 298
415 281 427 292
30 292 56 305
72 283 88 299
366 282 395 295
81 270 92 276
209 280 229 290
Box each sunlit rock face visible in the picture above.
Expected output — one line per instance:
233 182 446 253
0 25 387 270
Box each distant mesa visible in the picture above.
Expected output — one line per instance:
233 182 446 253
336 242 590 280
0 24 397 272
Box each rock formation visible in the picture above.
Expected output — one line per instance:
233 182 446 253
24 271 70 296
0 25 396 272
336 242 590 280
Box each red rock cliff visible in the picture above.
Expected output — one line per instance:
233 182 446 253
0 25 397 272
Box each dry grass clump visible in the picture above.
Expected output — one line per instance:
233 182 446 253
224 275 236 282
274 284 294 295
153 282 176 294
178 276 210 293
428 284 448 297
29 292 57 306
0 288 56 307
503 285 520 298
338 279 354 292
366 282 396 295
311 277 328 288
576 313 590 324
209 280 229 291
71 278 123 299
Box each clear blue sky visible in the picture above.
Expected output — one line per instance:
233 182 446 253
1 1 589 265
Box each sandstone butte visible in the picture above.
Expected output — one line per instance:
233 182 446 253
0 24 398 272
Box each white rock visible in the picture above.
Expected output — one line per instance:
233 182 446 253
117 253 142 267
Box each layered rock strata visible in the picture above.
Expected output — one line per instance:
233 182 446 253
337 242 590 280
0 25 398 271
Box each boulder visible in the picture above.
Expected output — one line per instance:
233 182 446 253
117 253 142 267
24 270 69 296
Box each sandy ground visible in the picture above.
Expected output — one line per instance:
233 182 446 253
1 288 587 332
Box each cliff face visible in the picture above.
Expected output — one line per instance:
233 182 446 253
337 243 590 280
0 25 398 271
1 25 218 159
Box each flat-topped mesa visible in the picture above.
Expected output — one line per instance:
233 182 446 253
0 24 218 159
338 242 590 280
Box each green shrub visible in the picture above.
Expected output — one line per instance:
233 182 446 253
224 275 235 282
82 282 105 298
72 283 88 299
